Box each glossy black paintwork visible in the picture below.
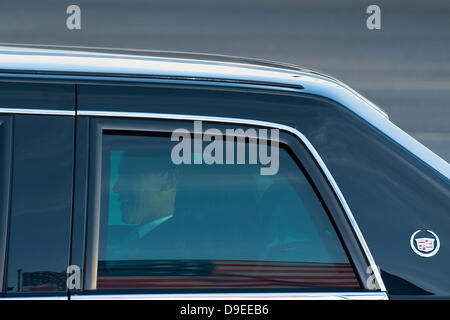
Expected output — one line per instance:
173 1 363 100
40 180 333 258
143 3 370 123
0 81 74 111
77 84 450 297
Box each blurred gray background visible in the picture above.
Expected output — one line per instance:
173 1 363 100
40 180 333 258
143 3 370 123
0 0 449 161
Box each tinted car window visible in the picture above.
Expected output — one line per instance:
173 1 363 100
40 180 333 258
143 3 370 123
96 132 359 291
0 116 12 293
5 115 74 294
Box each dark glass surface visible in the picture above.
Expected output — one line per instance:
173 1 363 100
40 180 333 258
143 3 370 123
5 115 74 294
0 116 12 293
78 84 450 296
95 133 357 291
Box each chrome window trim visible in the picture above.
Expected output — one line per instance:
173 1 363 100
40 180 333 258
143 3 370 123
78 110 387 294
71 292 388 300
0 107 75 116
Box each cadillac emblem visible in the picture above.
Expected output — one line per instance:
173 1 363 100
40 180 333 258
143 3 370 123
410 230 440 258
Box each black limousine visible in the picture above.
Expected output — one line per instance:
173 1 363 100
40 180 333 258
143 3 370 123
0 46 448 300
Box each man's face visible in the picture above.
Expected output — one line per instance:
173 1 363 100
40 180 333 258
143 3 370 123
113 154 176 225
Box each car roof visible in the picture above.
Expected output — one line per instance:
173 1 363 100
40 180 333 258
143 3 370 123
0 43 311 73
0 44 389 117
0 44 448 180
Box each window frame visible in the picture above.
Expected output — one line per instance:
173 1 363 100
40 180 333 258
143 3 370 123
71 114 386 299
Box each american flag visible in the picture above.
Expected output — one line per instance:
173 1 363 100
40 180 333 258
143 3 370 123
21 271 67 292
97 260 360 290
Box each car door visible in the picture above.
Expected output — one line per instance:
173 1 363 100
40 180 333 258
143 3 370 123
69 83 387 299
0 81 75 299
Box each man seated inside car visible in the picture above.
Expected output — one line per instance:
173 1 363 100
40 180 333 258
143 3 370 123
108 146 264 262
108 150 178 261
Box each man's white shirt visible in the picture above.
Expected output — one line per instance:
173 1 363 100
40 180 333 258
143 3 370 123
106 215 173 260
138 215 173 239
